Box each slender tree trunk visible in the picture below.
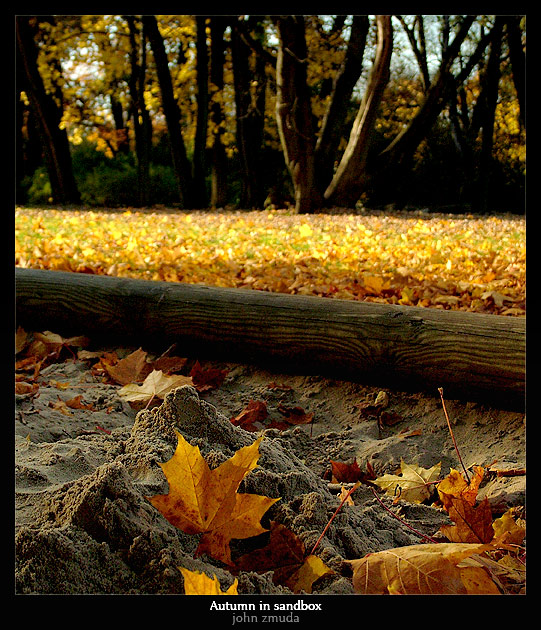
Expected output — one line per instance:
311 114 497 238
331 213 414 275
209 17 228 208
143 15 194 208
125 15 151 206
378 16 476 171
193 16 209 207
324 16 393 207
231 18 266 208
274 15 322 214
476 17 504 212
505 16 525 128
16 16 80 205
314 15 369 191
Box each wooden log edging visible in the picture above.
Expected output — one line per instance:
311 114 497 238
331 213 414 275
15 268 525 409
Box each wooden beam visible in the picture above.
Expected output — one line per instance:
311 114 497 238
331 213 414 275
15 268 525 409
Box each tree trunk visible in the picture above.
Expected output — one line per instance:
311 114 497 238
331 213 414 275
231 17 267 208
15 268 525 410
16 16 80 205
125 16 151 206
209 17 228 208
193 16 209 208
324 16 393 207
314 15 369 190
274 16 323 214
143 15 194 208
378 16 476 172
505 16 525 128
476 17 504 212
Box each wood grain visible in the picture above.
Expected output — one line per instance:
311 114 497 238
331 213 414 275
15 268 525 408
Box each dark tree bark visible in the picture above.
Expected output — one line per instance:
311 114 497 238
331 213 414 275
209 17 228 208
193 16 209 207
505 16 525 128
314 15 369 190
324 15 393 206
16 16 80 205
476 17 505 212
125 15 152 206
397 15 431 91
143 15 194 207
231 17 267 208
274 15 322 214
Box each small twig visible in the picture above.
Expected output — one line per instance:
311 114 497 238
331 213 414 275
369 487 439 544
438 387 470 484
309 483 360 556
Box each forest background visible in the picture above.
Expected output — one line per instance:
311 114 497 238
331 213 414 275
16 15 525 215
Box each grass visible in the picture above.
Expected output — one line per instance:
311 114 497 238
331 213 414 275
15 206 525 316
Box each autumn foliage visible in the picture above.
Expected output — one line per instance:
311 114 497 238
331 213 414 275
15 207 525 317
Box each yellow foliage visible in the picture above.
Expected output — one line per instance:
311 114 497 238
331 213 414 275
148 430 279 565
15 207 525 317
179 568 238 595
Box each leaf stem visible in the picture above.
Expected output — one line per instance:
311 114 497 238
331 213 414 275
369 487 439 544
309 483 360 556
438 387 470 484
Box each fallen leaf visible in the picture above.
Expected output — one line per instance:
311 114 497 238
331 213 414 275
330 458 376 485
190 360 228 392
437 467 485 506
104 347 148 385
439 493 494 544
118 370 193 407
492 508 526 546
15 327 28 354
179 568 238 595
15 381 39 396
148 430 279 565
374 459 441 504
276 403 313 425
234 521 333 593
349 542 496 594
64 394 95 411
231 400 268 432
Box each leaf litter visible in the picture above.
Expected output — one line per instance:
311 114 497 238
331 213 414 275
15 328 525 594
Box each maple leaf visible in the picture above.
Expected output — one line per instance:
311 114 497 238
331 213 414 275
231 400 268 432
349 542 497 595
234 522 333 594
439 493 495 544
148 430 279 565
374 459 441 504
118 370 193 407
492 508 526 546
437 466 485 506
179 568 238 595
104 347 148 385
330 458 377 485
190 360 228 392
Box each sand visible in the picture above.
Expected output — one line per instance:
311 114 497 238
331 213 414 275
15 348 525 595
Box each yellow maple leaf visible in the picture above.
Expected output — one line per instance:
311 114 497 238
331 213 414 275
179 568 238 595
374 459 441 503
148 430 279 565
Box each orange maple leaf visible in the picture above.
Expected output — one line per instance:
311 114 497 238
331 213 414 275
148 430 279 565
439 493 495 544
231 400 268 432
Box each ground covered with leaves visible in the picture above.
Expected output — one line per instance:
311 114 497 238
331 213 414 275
15 206 525 317
15 331 525 595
